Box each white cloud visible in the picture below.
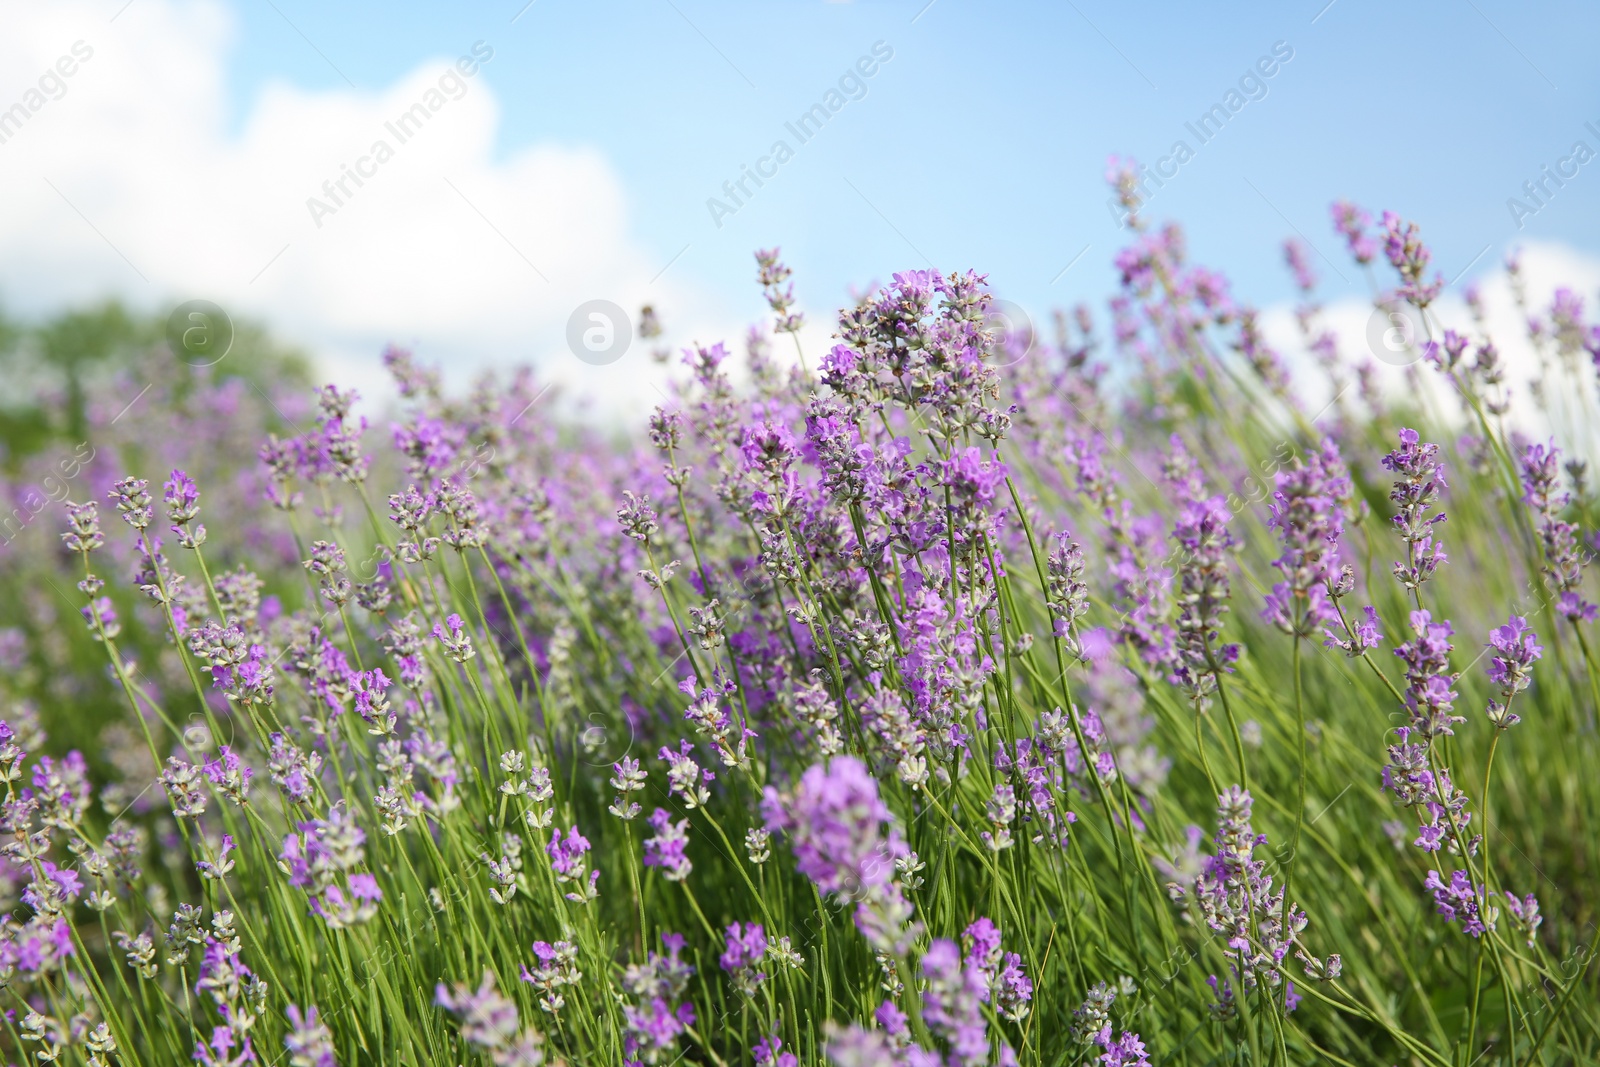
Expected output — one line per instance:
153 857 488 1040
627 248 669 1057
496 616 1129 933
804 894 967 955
0 0 759 425
1260 240 1600 456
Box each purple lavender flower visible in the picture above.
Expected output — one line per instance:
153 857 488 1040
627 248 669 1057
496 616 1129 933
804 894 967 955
1503 890 1544 947
1393 610 1463 739
1283 238 1316 293
962 917 1031 1022
1169 494 1239 708
1263 441 1350 636
435 972 521 1051
1324 605 1384 658
720 922 768 996
1177 786 1340 990
1094 1026 1152 1067
1331 200 1378 265
642 809 692 883
762 757 907 900
283 1004 336 1067
920 938 990 1067
60 500 104 554
621 934 696 1065
1424 868 1487 937
164 469 207 548
1518 440 1595 622
1380 210 1443 307
763 758 923 955
109 476 153 530
754 1033 799 1067
1381 429 1448 593
520 940 581 1014
1381 722 1477 856
1485 615 1542 726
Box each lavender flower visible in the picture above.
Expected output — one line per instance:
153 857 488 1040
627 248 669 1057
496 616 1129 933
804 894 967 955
1324 604 1384 658
642 809 692 882
608 757 647 820
659 740 712 808
283 1004 336 1067
1380 210 1443 307
621 934 696 1066
1381 429 1449 594
963 917 1031 1022
1169 494 1239 709
1518 440 1595 622
1331 200 1378 265
1485 615 1542 726
720 921 768 996
1424 869 1488 937
762 756 907 898
1503 891 1544 947
1393 610 1463 739
546 825 599 901
165 469 207 548
920 938 990 1067
763 757 920 955
1263 441 1349 637
61 501 104 554
436 972 550 1065
519 940 580 1014
109 476 153 530
1175 786 1340 993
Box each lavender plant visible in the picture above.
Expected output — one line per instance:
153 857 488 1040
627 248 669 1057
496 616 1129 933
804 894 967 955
0 181 1595 1067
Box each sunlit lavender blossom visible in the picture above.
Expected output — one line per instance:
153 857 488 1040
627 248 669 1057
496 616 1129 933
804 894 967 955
642 809 692 882
1485 615 1542 727
1393 610 1463 739
1169 494 1239 709
1518 440 1596 622
1263 442 1349 637
283 1004 335 1067
720 921 768 996
1381 428 1449 593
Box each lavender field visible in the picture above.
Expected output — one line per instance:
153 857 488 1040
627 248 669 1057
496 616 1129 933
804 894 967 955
0 166 1595 1067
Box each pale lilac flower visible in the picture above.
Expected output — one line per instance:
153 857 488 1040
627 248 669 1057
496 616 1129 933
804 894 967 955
1169 494 1239 709
109 476 153 530
164 469 207 548
642 809 692 883
762 757 908 900
1485 615 1542 726
1094 1026 1152 1067
1324 605 1384 658
754 1033 799 1067
1502 891 1544 947
1263 441 1349 637
435 972 521 1051
1380 210 1443 307
283 1004 336 1067
1518 440 1595 622
1283 238 1316 292
431 613 476 662
519 940 580 1015
1331 200 1378 265
920 938 990 1067
658 740 713 808
1424 868 1488 937
621 933 696 1065
1381 429 1449 593
720 922 768 996
1393 610 1463 739
61 501 104 554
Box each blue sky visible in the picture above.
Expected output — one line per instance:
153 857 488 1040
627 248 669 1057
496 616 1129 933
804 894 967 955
220 0 1600 317
2 0 1597 415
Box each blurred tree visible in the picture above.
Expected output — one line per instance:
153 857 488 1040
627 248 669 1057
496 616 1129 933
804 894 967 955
0 299 311 469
